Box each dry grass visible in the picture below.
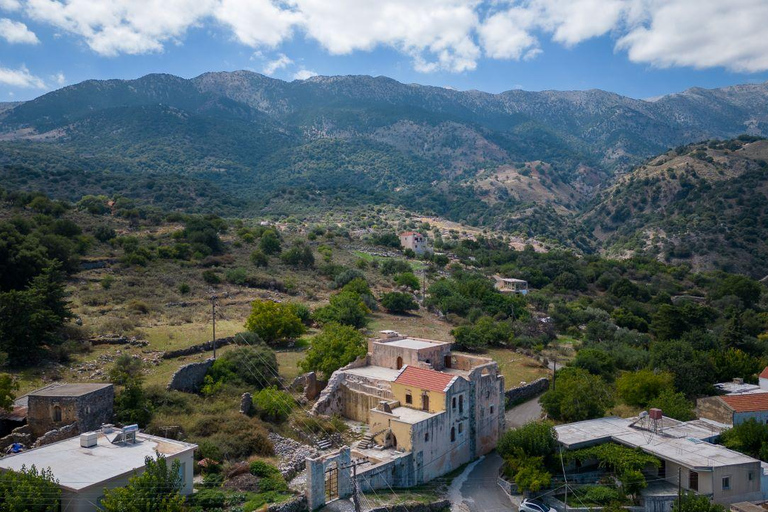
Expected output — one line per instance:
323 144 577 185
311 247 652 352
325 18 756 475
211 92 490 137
485 347 550 387
369 311 453 341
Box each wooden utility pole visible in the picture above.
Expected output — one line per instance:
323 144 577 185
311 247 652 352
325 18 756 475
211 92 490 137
677 467 682 511
340 459 369 512
211 294 218 359
552 355 557 391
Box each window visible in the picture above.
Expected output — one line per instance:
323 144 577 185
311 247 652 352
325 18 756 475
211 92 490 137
458 423 463 434
405 391 412 405
722 477 731 490
452 397 456 409
490 406 494 415
422 393 430 411
52 406 62 422
451 427 456 442
749 471 754 482
459 395 464 414
424 433 429 442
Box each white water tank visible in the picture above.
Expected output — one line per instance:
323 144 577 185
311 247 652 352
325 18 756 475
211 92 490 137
80 432 98 448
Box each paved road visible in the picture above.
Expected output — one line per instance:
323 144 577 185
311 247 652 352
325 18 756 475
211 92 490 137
450 452 512 512
505 396 543 429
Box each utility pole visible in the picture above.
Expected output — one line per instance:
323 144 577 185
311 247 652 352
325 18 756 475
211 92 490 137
341 459 369 512
677 467 682 512
210 294 218 359
552 355 557 391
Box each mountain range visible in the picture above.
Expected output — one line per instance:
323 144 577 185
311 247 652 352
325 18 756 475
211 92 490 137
1 71 768 274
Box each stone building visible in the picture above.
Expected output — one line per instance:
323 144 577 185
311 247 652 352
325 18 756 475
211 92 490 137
309 331 504 508
697 393 768 426
399 232 430 255
27 383 114 438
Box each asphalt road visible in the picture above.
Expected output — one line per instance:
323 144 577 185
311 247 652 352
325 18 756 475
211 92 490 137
505 397 543 429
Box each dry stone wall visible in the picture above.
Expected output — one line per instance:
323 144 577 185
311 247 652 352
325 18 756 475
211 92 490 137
505 377 549 406
167 359 214 392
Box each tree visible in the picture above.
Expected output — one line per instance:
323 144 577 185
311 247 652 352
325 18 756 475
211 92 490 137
252 386 294 422
299 323 367 378
380 292 418 314
114 381 153 427
206 341 278 389
259 230 282 255
0 372 18 411
380 259 412 276
541 367 613 422
0 464 60 512
100 455 185 512
672 492 726 512
250 249 268 267
648 389 695 421
713 275 762 309
451 317 514 351
616 369 674 407
650 340 716 397
280 243 314 268
721 418 768 459
313 291 370 328
572 348 617 381
0 264 72 364
394 272 420 291
497 421 557 459
245 300 306 345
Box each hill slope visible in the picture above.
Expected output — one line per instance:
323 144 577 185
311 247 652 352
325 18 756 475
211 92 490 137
582 137 768 276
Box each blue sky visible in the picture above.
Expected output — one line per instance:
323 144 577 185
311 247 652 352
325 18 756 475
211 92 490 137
1 0 767 102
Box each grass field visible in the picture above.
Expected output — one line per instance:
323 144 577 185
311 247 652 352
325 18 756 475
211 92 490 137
485 347 550 387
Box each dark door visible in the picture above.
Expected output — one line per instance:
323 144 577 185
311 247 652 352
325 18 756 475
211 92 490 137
689 471 698 491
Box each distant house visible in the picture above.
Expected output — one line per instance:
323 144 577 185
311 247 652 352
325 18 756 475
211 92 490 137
697 393 768 426
493 276 528 295
0 429 196 512
399 232 430 255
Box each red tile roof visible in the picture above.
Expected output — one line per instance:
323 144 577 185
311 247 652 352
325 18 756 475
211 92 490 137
760 367 768 379
395 366 455 393
720 393 768 412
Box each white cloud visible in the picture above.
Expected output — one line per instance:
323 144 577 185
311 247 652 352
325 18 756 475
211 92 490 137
3 0 768 74
52 71 65 84
0 0 21 11
0 65 46 88
0 17 39 43
262 53 292 75
293 68 317 80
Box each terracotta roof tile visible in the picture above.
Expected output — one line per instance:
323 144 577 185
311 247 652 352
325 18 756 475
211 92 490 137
720 392 768 412
759 366 768 379
395 366 455 393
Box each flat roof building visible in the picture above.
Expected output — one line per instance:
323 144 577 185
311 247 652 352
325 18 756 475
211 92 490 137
0 431 196 512
27 383 114 438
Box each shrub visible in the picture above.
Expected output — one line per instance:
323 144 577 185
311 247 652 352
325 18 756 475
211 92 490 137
202 269 221 284
280 243 314 268
333 269 365 289
394 272 420 290
299 323 367 378
226 268 248 285
380 292 418 314
207 342 278 389
178 283 190 295
252 387 294 422
541 367 613 422
313 291 370 328
616 369 674 407
498 421 557 459
250 250 268 267
193 489 226 509
249 461 281 478
109 354 144 385
259 230 282 255
381 259 412 276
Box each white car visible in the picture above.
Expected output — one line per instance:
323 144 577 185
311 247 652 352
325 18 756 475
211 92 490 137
520 498 551 512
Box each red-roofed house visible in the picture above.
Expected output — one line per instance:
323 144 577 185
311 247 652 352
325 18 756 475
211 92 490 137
399 231 430 255
759 366 768 390
697 392 768 425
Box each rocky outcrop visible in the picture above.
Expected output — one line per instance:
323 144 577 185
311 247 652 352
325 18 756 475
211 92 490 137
167 359 214 392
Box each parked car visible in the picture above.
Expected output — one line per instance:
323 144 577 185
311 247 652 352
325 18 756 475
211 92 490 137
520 498 551 512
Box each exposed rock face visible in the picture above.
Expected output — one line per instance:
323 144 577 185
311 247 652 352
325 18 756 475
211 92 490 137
167 359 214 392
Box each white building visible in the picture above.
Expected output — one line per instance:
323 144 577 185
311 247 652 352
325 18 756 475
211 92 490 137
0 430 196 512
399 232 430 255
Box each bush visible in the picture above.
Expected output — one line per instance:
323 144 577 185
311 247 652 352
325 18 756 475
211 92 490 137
245 300 306 345
259 230 282 255
226 268 248 285
313 291 370 328
202 269 221 284
178 283 190 294
541 367 613 422
208 341 278 389
381 259 412 276
616 369 674 407
109 354 144 385
193 489 226 509
451 317 513 350
250 250 268 267
280 243 314 268
333 269 365 289
498 421 557 459
252 387 294 422
380 292 418 314
249 461 281 478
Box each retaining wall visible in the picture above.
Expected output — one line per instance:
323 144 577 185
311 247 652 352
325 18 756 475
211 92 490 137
505 377 549 406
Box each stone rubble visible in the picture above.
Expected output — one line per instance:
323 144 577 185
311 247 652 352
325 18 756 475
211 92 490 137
268 432 319 481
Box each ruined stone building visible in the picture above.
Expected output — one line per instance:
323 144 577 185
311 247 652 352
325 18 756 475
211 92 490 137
26 383 114 438
309 331 504 508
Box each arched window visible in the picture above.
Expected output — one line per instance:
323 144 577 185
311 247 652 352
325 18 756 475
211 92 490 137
451 427 456 442
405 391 412 405
421 393 430 412
452 397 456 409
52 406 62 422
459 394 464 414
396 357 403 370
459 423 464 434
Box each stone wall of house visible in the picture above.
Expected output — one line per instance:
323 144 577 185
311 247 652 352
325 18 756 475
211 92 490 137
311 357 369 417
33 423 79 447
696 397 734 425
27 385 114 438
504 378 549 406
0 425 32 451
167 359 214 392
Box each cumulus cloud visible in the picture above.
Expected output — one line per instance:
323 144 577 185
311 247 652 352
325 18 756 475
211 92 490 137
262 53 293 75
0 17 39 43
52 71 65 84
293 68 317 80
4 0 768 74
0 65 46 88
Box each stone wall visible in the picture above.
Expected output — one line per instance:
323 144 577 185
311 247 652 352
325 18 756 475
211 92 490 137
268 496 307 512
0 425 32 452
357 452 414 491
27 385 114 438
311 357 369 417
162 338 235 359
33 423 79 447
167 359 214 392
696 397 734 425
505 378 549 406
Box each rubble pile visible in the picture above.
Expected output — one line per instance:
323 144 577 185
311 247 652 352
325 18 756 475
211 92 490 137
268 432 318 481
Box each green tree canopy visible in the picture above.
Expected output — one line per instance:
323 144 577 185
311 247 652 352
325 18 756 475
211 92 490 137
245 300 306 345
380 292 418 314
541 367 613 422
616 369 674 407
299 323 367 378
0 465 60 512
313 291 370 328
100 455 185 512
